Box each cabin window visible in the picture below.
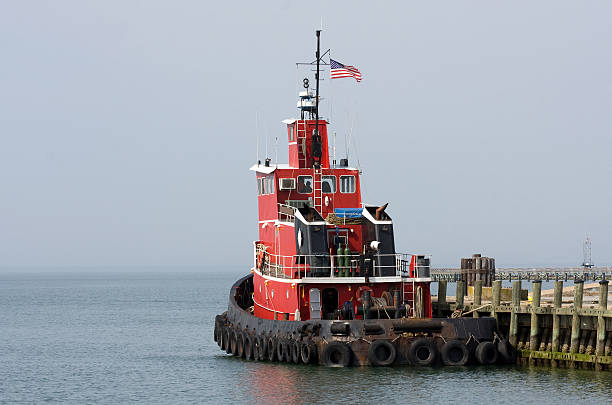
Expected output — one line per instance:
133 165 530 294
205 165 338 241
262 177 267 194
268 176 274 194
257 178 262 195
322 175 336 193
297 175 313 194
340 175 356 193
289 127 294 142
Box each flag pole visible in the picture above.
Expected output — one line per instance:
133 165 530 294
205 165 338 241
313 30 321 169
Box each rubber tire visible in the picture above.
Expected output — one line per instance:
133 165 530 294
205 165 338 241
368 340 396 366
236 332 245 358
300 342 317 364
408 338 437 366
497 339 515 364
475 341 498 365
321 342 351 367
230 329 240 355
441 340 469 366
290 340 301 364
255 335 266 361
267 337 277 362
223 327 232 354
244 334 254 360
279 340 291 362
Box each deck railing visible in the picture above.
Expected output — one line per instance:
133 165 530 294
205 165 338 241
254 242 431 280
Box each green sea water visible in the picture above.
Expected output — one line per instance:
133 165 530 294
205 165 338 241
1 268 611 404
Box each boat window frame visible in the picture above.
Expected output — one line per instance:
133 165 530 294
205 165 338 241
322 175 336 194
297 175 314 194
339 175 356 194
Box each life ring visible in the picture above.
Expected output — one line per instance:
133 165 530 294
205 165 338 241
368 340 396 366
321 342 351 367
355 286 374 303
475 341 498 365
408 337 437 366
441 340 469 366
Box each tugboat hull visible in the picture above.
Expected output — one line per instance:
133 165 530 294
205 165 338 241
214 275 511 367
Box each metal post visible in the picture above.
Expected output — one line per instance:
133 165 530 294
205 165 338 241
530 281 542 351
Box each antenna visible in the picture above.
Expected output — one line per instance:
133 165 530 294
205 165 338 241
333 131 336 168
256 112 259 164
275 136 278 168
582 236 593 268
312 30 322 169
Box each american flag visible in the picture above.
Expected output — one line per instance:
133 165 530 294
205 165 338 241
330 58 362 82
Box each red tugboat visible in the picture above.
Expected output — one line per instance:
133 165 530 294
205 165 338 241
214 31 508 367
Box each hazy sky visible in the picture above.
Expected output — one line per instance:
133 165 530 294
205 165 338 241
1 1 611 269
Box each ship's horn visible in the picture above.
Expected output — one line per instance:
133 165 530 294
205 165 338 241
375 203 389 220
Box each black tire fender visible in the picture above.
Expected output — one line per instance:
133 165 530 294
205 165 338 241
236 332 245 358
475 341 498 365
276 339 286 362
497 339 515 364
243 334 254 360
255 335 266 361
441 340 469 366
290 340 301 363
223 327 232 354
300 342 317 364
408 338 437 366
321 342 351 367
368 340 396 366
267 337 277 362
230 329 240 356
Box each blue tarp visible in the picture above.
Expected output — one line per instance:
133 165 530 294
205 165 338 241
334 208 363 218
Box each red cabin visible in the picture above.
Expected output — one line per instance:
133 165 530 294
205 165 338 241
250 88 432 322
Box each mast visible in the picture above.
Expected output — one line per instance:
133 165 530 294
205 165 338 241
312 30 322 169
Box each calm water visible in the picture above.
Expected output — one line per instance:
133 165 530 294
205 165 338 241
1 268 611 404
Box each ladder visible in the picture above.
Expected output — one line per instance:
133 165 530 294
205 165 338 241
313 168 322 214
402 279 415 317
296 121 307 167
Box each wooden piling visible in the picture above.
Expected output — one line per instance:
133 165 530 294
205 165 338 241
530 280 542 351
570 281 584 354
596 280 609 357
509 280 521 346
438 280 447 306
456 281 465 307
473 280 482 318
491 280 501 321
551 280 563 352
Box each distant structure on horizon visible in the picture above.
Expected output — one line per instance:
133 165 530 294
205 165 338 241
582 236 593 268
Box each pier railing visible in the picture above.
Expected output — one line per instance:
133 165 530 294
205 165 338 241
431 267 612 282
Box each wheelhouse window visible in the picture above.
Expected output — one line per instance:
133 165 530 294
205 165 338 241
297 175 313 194
257 178 262 195
289 127 294 142
268 176 274 194
340 175 356 193
322 175 336 193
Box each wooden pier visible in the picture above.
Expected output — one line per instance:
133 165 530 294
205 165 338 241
432 279 612 370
